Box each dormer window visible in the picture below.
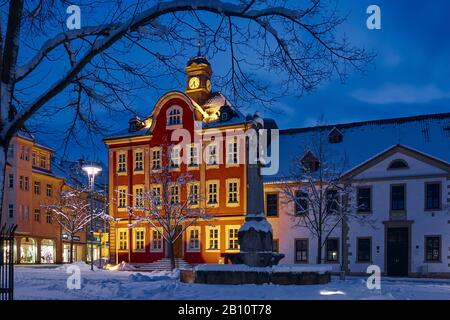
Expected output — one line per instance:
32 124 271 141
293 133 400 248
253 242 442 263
388 159 409 170
167 106 182 126
301 151 320 172
328 127 343 144
221 111 228 121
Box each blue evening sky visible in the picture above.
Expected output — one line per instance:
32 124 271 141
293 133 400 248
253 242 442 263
30 0 450 163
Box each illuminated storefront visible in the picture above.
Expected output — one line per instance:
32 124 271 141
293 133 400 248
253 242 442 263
40 239 55 263
20 237 37 263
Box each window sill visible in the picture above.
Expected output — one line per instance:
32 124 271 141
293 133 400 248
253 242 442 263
226 202 240 208
206 165 220 170
117 171 128 176
206 249 220 253
133 250 146 253
187 165 199 171
207 203 219 208
117 207 127 212
150 249 164 253
186 249 201 253
424 208 442 212
225 163 240 168
423 260 442 264
225 249 240 253
133 170 144 175
169 167 181 172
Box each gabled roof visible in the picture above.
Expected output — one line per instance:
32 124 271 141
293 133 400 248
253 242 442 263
264 112 450 182
341 144 450 180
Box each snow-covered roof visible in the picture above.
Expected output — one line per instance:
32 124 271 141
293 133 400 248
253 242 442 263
264 112 450 182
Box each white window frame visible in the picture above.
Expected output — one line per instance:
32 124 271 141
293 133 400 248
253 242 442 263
151 184 162 207
205 226 220 251
186 226 201 252
150 227 164 252
226 178 240 207
206 142 218 167
133 227 146 252
225 225 240 252
170 145 181 170
226 136 239 166
166 105 183 127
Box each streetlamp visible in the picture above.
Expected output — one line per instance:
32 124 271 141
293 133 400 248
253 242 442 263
82 162 102 271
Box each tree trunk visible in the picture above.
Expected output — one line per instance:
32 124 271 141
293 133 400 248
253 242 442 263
316 235 322 264
70 238 74 264
167 240 176 270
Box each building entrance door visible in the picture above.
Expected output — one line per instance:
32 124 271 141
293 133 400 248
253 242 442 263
386 227 409 277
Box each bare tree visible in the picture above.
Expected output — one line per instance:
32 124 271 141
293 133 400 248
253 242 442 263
42 188 107 263
127 145 210 270
281 124 376 265
0 0 374 221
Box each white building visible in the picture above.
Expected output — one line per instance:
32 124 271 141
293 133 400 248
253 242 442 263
265 113 450 277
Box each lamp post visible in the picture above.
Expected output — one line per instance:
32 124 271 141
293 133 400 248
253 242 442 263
82 162 102 271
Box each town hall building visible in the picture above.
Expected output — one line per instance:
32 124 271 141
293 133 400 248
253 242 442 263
104 53 450 277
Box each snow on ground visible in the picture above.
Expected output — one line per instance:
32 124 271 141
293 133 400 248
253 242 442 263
14 264 450 300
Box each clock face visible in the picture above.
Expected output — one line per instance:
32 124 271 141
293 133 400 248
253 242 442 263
206 80 211 92
189 77 200 89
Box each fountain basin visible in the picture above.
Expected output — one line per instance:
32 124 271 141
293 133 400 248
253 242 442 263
180 264 332 285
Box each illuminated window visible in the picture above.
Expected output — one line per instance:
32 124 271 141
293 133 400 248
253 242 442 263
189 144 199 167
46 184 52 197
150 228 163 252
206 226 220 250
187 227 200 251
117 152 127 173
118 187 127 208
226 179 239 205
151 185 162 206
227 136 238 165
134 228 145 251
326 238 339 262
118 229 128 251
207 143 218 166
167 106 182 126
151 148 161 170
134 186 144 208
34 181 41 195
39 155 46 169
170 185 180 204
134 150 144 172
207 181 219 206
188 183 199 206
170 146 180 169
226 226 240 251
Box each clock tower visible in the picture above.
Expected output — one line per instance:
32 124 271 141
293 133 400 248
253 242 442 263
185 52 212 105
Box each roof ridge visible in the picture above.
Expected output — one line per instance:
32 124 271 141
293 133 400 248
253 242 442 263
281 112 450 134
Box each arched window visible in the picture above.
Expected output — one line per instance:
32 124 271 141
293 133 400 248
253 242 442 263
388 159 409 170
167 106 182 126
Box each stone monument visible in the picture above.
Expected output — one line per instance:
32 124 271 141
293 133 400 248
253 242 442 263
226 113 284 267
